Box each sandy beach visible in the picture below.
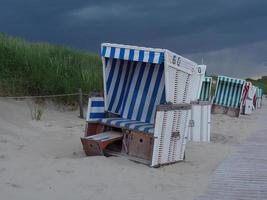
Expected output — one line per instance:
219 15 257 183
0 98 265 200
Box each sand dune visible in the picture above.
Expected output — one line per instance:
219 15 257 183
0 99 265 200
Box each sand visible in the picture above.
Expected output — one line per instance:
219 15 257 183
0 98 265 200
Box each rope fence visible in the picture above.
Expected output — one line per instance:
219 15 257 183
0 88 95 119
0 93 80 99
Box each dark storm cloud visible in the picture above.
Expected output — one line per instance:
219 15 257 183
187 40 267 78
0 0 267 77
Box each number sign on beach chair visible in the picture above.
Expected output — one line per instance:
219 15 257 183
81 43 202 167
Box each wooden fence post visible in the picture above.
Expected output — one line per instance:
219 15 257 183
78 88 84 119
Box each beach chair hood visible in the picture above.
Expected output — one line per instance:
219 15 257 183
214 76 245 109
101 43 198 124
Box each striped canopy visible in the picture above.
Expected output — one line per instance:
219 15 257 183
213 76 245 109
256 87 263 98
101 43 164 64
199 77 212 101
252 86 257 107
101 43 166 124
241 82 252 106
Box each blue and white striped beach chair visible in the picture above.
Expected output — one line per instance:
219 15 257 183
81 43 204 167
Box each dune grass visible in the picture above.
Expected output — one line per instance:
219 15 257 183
0 33 103 103
211 75 266 95
246 78 267 94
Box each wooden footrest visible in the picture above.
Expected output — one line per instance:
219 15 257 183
81 131 123 156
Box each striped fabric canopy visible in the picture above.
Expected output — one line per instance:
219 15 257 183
256 87 263 98
199 77 212 101
99 118 154 134
252 86 257 107
101 43 164 64
241 82 251 106
213 76 245 108
86 97 155 134
102 44 166 124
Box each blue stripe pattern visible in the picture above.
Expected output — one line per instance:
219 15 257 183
108 60 124 111
110 47 115 58
119 48 125 59
136 64 155 121
145 63 164 122
104 58 166 123
100 44 167 134
158 52 164 64
87 97 105 121
138 50 144 61
120 61 137 115
101 45 164 64
90 113 105 119
99 118 154 134
115 61 131 113
106 59 117 93
91 101 104 107
148 52 155 63
102 46 107 56
127 62 147 119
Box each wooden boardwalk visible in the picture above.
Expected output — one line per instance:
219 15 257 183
196 130 267 200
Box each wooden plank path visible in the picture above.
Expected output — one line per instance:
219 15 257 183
196 130 267 200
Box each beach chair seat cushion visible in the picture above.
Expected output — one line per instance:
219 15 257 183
98 118 154 134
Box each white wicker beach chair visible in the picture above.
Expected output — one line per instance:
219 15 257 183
256 87 263 109
81 43 202 167
188 76 212 142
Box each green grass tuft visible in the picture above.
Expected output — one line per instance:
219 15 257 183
0 33 103 103
246 78 267 94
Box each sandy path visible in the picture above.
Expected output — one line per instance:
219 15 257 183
0 99 265 200
196 109 267 199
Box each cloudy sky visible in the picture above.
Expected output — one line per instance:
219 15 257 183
1 0 267 78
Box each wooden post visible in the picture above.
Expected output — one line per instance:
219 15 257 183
78 88 84 119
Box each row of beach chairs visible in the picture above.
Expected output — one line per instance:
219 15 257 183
80 43 263 167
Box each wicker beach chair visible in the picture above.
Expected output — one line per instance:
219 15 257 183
81 43 203 167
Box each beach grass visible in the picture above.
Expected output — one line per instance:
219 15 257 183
246 78 267 94
0 33 103 103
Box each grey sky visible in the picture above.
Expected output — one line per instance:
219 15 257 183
1 0 267 77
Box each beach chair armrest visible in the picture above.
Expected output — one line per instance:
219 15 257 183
156 103 191 112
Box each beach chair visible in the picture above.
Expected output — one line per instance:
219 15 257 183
256 87 263 109
199 77 213 101
189 77 212 142
81 43 202 167
241 81 253 115
190 65 207 101
252 86 257 111
212 76 245 117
